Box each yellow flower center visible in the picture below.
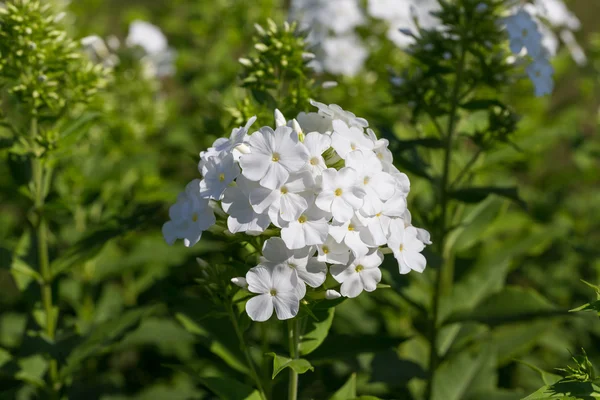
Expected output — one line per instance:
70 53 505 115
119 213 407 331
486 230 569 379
322 246 329 254
350 143 357 150
218 173 225 182
298 215 307 223
376 212 382 217
355 264 364 272
399 244 404 252
280 186 289 194
334 188 343 196
377 152 383 159
310 157 319 166
192 213 198 222
363 177 370 185
535 70 541 77
522 28 528 37
348 224 355 231
272 152 280 162
269 289 277 296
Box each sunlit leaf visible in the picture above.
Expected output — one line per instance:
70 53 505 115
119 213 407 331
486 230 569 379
266 353 313 379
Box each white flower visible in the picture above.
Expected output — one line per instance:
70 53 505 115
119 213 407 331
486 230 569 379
261 238 327 297
331 120 374 159
303 131 331 178
321 34 368 77
504 10 544 58
309 100 369 129
199 153 240 200
200 117 257 170
330 250 383 298
221 176 270 235
360 192 407 246
325 289 342 300
240 126 310 189
346 149 396 216
526 56 554 97
368 129 394 166
245 264 299 321
317 235 351 265
162 179 216 247
296 111 335 134
126 20 168 55
280 204 330 249
315 167 366 223
387 221 427 274
250 171 314 223
403 209 432 245
329 215 372 257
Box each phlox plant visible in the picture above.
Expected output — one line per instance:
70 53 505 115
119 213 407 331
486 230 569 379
0 0 594 399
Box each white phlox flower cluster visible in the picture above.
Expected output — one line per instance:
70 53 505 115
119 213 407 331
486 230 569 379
81 20 175 78
503 8 554 97
289 0 367 77
163 100 430 322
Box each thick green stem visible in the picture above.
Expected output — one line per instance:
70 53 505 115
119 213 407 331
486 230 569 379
287 319 299 400
30 118 59 395
227 303 267 400
425 41 467 400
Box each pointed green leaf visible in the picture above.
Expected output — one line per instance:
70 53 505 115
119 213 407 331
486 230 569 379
330 373 356 400
449 187 526 209
445 286 567 326
266 353 313 379
522 381 600 399
299 308 334 356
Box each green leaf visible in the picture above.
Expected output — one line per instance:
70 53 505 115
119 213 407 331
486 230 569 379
266 353 313 379
445 286 568 326
50 203 162 277
460 99 505 110
522 381 600 399
10 258 40 291
445 195 505 253
432 344 496 400
330 373 356 400
449 187 526 210
299 308 334 356
167 365 262 400
308 334 409 361
515 359 563 386
174 308 249 375
60 305 159 378
395 138 445 150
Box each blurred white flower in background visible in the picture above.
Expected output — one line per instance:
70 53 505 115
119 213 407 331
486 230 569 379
82 20 176 78
367 0 440 48
290 0 368 76
126 20 176 77
525 0 586 66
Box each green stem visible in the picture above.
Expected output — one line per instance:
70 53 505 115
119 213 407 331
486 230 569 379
227 303 267 400
31 118 60 396
425 40 467 400
287 319 299 400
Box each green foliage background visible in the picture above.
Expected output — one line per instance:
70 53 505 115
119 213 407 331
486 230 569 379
0 0 599 399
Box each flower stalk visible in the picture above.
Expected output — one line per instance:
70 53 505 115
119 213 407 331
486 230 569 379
288 318 300 400
227 302 267 400
31 117 59 395
425 37 467 400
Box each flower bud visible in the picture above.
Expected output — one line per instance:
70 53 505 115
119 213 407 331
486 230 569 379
325 290 341 300
274 109 286 127
231 277 248 289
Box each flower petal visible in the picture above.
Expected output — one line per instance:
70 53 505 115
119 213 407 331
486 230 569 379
246 294 274 322
272 291 299 320
260 163 289 190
